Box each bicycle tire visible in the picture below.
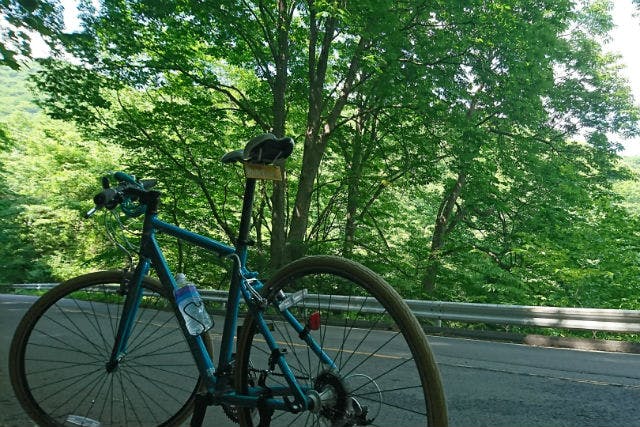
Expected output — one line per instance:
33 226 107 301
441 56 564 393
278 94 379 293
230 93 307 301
9 270 213 427
235 255 448 427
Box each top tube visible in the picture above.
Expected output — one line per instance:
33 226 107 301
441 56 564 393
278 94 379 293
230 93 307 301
152 218 236 258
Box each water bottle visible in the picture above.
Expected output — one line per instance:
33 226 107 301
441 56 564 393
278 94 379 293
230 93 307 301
174 273 213 335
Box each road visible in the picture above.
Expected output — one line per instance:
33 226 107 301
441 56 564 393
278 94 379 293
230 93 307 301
2 293 640 426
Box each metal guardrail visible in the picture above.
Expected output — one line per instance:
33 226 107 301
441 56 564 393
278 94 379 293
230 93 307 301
10 283 59 290
404 300 640 333
10 283 640 333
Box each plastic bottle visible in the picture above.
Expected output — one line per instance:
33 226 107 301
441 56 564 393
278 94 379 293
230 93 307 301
174 273 213 335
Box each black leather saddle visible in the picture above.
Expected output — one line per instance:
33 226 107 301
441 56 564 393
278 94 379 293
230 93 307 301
221 134 294 164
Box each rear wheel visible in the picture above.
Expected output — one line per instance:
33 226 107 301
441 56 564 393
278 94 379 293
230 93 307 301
236 256 448 426
9 271 212 427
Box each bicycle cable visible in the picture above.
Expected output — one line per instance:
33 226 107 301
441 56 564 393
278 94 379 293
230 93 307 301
225 253 265 303
103 210 137 270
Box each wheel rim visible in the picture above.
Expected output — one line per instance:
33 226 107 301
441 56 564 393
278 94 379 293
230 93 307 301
237 259 440 426
11 273 203 427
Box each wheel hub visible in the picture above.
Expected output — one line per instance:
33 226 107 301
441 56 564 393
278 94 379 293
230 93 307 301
309 371 373 427
105 354 125 373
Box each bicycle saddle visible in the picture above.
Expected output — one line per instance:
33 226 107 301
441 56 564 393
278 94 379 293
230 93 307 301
221 133 294 164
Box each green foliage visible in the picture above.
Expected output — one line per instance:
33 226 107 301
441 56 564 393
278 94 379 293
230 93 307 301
1 0 640 314
615 156 640 215
0 0 64 69
0 67 40 116
0 68 125 284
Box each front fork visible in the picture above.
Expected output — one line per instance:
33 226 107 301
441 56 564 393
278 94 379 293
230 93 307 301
106 259 151 372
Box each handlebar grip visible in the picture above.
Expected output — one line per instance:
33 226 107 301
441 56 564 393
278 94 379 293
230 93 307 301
93 188 120 210
87 172 156 219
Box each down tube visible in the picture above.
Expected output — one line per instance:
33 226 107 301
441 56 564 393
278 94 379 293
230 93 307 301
147 232 217 387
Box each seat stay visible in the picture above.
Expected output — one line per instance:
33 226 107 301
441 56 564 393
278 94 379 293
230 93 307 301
240 289 312 410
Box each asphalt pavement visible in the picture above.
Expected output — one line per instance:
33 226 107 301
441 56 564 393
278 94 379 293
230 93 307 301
3 293 640 426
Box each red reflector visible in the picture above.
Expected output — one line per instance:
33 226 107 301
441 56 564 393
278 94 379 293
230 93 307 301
308 311 321 330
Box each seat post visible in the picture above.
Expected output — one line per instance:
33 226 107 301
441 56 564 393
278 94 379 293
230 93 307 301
236 177 257 255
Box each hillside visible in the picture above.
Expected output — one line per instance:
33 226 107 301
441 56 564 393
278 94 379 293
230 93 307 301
617 156 640 215
0 64 639 311
0 66 41 118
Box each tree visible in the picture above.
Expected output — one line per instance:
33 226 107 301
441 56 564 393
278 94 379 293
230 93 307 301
0 66 132 284
415 0 639 291
0 0 64 69
23 0 640 304
31 0 462 267
0 116 124 282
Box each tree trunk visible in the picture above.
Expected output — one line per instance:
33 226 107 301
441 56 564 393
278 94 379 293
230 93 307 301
423 171 466 291
286 15 367 262
287 134 326 260
284 6 336 261
343 118 365 258
269 0 290 268
423 101 480 291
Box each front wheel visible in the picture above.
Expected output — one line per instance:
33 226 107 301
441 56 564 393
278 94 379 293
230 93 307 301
9 271 212 427
235 256 448 426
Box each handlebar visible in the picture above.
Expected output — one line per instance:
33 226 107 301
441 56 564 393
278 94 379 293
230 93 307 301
86 172 157 218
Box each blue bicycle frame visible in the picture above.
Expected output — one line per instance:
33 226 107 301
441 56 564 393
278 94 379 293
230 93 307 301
105 176 334 414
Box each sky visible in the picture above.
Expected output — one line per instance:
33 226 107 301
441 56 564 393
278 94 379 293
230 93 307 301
608 0 640 155
28 0 640 155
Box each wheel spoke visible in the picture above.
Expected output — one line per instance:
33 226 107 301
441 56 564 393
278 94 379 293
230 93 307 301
10 272 210 427
236 256 447 426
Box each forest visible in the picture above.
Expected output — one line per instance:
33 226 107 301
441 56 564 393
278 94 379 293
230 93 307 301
1 0 640 310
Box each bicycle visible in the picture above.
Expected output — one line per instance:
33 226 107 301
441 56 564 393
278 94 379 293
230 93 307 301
9 134 448 427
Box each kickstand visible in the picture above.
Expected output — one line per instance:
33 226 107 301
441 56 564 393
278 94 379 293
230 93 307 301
191 393 209 427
